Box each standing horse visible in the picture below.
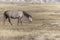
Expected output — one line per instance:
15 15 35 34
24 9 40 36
3 10 32 25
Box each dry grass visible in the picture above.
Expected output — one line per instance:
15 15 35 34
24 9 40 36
0 4 60 40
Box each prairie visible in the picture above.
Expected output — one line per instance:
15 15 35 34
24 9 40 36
0 4 60 40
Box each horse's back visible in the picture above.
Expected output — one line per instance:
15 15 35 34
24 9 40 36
5 10 23 17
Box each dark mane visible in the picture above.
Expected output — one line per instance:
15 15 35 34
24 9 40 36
23 11 32 18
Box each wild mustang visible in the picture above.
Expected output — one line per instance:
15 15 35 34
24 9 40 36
3 10 32 25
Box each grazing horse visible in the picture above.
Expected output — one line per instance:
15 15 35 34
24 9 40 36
3 10 32 25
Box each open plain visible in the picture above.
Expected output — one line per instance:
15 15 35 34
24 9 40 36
0 4 60 40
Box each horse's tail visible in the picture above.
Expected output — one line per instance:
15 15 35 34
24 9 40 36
3 11 8 19
3 11 8 25
23 11 32 22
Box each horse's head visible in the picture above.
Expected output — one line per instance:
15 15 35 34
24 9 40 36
29 16 32 22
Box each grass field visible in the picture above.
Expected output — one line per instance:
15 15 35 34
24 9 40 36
0 4 60 40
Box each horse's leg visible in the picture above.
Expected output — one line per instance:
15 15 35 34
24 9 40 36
8 18 12 25
17 17 20 26
17 17 23 25
20 17 23 25
3 17 6 25
3 16 7 25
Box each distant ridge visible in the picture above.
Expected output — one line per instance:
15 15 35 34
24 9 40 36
0 0 59 4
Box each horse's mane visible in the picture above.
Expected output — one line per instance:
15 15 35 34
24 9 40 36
23 11 32 18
